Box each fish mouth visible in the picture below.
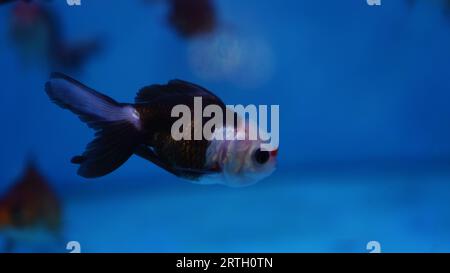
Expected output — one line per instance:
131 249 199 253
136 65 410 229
270 148 278 157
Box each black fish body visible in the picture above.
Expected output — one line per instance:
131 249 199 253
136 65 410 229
134 81 229 179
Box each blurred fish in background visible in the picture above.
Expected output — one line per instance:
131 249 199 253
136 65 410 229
8 1 102 72
167 0 217 38
407 0 450 13
0 160 62 253
144 0 217 38
143 0 274 89
0 0 32 5
187 30 275 89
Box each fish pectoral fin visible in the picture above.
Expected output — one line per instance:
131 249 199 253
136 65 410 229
133 145 220 179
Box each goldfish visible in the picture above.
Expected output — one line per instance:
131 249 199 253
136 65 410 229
9 1 101 71
0 161 62 252
45 73 278 187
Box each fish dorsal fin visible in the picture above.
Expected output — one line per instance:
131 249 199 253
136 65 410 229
135 84 169 104
167 79 219 98
135 79 223 105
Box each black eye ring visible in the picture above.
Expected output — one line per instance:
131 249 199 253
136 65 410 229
254 149 270 164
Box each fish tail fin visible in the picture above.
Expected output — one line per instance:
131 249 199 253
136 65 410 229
45 72 142 178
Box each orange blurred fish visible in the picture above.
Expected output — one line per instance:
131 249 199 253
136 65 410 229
0 161 62 252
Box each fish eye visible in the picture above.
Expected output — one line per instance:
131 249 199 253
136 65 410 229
253 149 270 165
